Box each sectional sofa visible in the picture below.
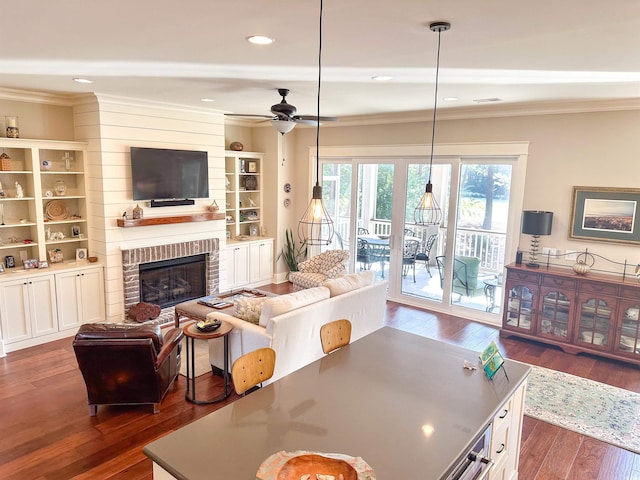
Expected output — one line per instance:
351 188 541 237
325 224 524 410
206 271 387 383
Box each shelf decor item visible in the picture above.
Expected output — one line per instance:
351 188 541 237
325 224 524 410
48 248 64 263
132 204 143 219
570 186 640 245
45 200 69 221
5 116 19 138
0 152 11 171
54 180 67 196
63 152 73 171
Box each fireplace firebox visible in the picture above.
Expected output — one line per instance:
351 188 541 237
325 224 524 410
139 254 206 308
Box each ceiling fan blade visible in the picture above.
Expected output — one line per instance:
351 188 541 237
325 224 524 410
295 115 339 122
224 113 276 119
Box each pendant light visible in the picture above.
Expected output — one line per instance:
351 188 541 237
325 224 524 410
414 21 450 226
297 0 334 246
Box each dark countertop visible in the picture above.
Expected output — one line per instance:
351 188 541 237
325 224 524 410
144 327 530 479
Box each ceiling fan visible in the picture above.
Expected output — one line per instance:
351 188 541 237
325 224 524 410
225 88 338 134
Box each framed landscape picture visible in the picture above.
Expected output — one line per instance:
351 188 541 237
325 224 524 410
569 186 640 245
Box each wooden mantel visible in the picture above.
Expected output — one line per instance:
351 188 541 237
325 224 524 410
116 212 225 228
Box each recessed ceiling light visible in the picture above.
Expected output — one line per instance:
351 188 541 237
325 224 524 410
73 77 93 84
473 97 502 103
371 75 393 82
247 35 275 45
443 97 459 102
201 98 215 103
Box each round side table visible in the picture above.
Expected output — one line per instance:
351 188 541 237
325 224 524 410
183 321 233 404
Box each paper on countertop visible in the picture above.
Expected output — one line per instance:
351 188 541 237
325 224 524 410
256 450 376 480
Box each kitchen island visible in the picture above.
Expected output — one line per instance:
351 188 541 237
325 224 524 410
144 327 530 479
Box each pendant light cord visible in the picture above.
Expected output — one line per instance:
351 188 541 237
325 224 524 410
315 0 323 187
428 27 442 184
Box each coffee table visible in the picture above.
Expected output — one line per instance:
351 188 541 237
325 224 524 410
182 321 233 404
174 289 273 327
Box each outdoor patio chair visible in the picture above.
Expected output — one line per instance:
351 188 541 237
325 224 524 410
402 239 420 282
357 238 374 270
436 255 486 299
415 233 438 277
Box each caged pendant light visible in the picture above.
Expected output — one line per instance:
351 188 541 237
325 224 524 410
414 21 450 226
297 0 335 246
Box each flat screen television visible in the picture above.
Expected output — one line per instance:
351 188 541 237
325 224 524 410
130 147 209 201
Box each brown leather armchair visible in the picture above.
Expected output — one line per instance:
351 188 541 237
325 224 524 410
73 322 183 416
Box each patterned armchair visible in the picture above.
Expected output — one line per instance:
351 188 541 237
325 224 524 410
289 250 350 291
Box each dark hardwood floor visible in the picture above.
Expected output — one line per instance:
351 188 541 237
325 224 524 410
1 284 639 479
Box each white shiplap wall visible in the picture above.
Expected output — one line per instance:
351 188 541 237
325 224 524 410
73 94 226 321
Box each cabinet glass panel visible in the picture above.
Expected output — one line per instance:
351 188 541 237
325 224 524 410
619 305 640 355
539 290 570 340
577 297 612 348
505 285 534 331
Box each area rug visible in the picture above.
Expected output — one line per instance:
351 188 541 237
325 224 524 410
179 338 212 377
525 366 640 454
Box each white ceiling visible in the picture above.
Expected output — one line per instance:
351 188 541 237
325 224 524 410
2 0 639 120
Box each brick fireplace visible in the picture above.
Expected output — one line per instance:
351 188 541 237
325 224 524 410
122 239 219 324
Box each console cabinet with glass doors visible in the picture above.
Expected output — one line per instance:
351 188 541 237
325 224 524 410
501 264 640 365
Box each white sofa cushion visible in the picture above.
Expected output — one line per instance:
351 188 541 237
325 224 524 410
258 286 330 327
323 271 375 297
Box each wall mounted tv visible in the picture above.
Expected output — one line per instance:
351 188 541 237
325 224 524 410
130 147 209 203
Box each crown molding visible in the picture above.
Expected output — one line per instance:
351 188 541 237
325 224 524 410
335 98 640 127
0 87 78 106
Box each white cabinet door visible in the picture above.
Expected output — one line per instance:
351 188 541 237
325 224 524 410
250 240 273 283
29 276 58 336
223 244 250 289
233 244 250 287
0 278 32 343
55 271 82 330
56 267 105 330
79 267 105 323
0 275 57 343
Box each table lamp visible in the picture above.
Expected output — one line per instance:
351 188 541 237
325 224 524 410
521 210 553 268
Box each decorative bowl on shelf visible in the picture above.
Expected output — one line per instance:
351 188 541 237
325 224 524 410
88 256 98 263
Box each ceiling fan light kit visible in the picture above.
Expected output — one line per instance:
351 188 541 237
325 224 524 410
225 87 338 135
414 20 449 226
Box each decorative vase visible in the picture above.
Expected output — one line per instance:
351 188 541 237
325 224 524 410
132 204 143 219
573 260 591 275
5 116 19 138
54 180 67 196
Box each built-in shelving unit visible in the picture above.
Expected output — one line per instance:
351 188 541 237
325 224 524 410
224 151 264 240
0 138 88 265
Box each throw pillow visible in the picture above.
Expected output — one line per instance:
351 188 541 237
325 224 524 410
234 297 266 324
259 286 330 327
323 270 375 297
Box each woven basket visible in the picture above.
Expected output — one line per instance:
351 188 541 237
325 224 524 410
0 154 11 171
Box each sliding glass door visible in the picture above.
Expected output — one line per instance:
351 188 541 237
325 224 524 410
318 144 527 323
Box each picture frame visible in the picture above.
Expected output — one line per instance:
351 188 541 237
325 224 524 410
76 248 88 261
247 160 257 173
249 224 259 237
48 248 64 263
23 258 39 269
570 186 640 245
71 225 80 237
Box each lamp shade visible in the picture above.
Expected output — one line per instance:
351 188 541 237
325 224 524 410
521 210 553 236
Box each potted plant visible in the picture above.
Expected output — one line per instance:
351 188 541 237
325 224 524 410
278 228 307 277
